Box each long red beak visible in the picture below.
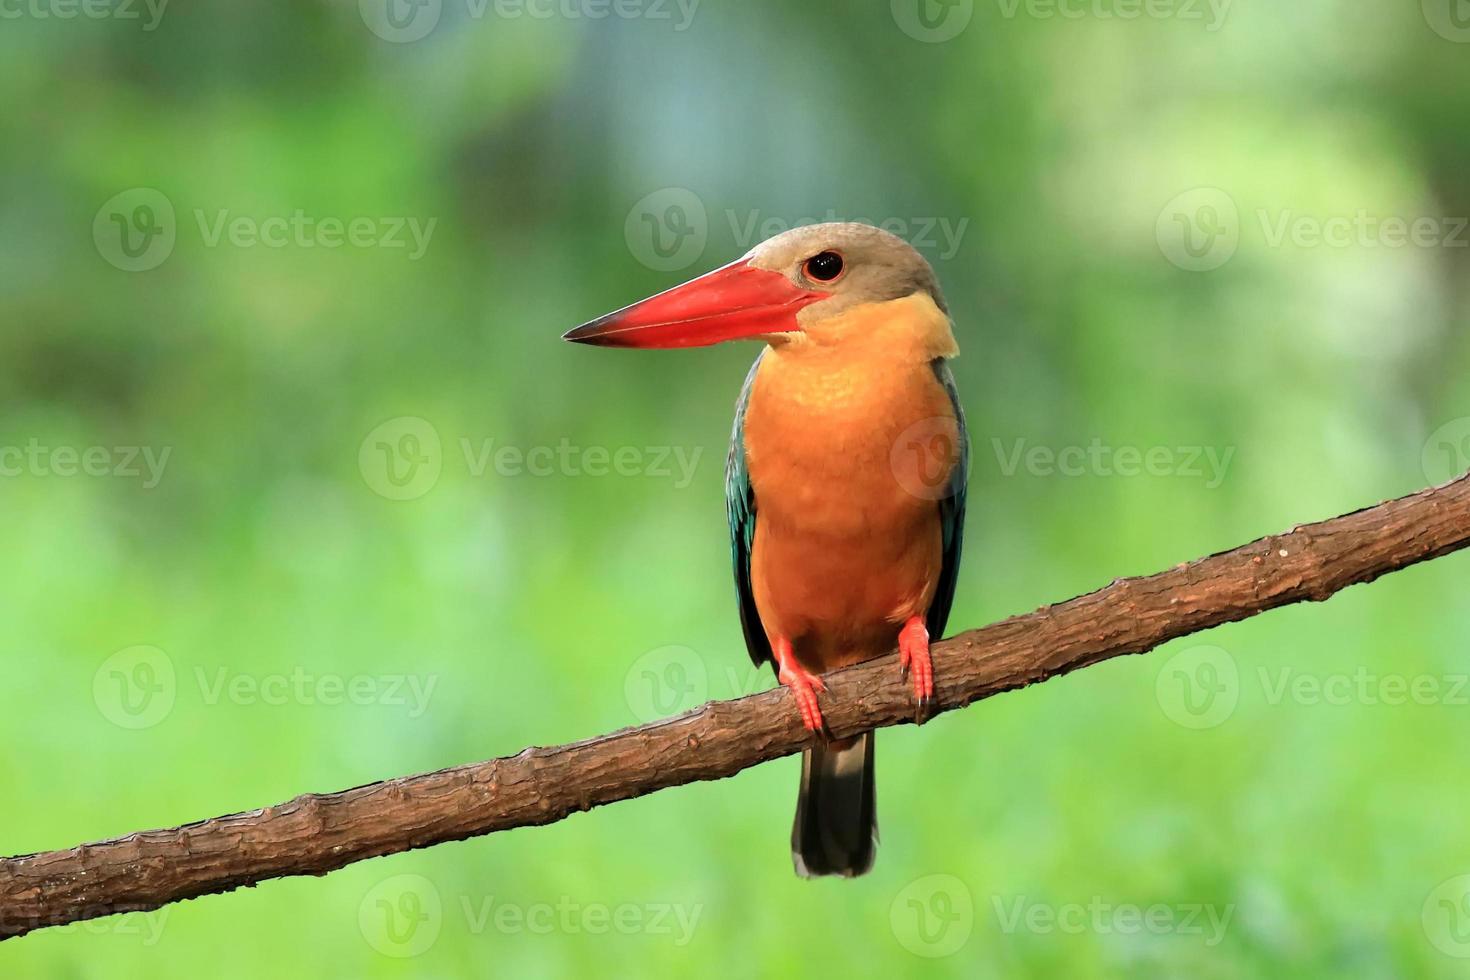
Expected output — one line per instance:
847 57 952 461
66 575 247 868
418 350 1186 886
563 260 830 349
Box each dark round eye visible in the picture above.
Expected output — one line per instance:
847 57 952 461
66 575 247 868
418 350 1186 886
803 250 844 283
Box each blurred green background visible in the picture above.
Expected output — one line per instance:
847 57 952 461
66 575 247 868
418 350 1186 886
4 1 1470 976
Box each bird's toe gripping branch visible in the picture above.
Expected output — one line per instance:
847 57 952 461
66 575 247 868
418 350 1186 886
773 636 826 732
899 615 934 704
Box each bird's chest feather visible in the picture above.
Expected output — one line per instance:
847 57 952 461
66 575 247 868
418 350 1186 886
743 353 950 537
740 315 959 659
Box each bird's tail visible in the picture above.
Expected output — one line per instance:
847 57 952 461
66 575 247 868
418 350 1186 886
792 731 877 878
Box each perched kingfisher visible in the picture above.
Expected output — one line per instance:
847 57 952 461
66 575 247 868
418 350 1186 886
565 222 967 877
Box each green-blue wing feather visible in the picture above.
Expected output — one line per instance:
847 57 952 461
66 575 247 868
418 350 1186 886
927 358 968 639
726 352 772 668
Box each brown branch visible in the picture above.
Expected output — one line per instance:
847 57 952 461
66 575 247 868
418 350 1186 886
4 474 1470 940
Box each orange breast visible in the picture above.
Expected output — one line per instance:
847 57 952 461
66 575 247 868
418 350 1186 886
741 294 961 673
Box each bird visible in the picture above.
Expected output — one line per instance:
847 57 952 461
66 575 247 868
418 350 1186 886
564 222 967 877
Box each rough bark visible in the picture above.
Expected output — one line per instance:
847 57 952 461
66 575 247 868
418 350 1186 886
3 474 1468 940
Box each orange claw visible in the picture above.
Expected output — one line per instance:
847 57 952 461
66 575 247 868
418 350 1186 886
898 616 933 703
773 636 826 732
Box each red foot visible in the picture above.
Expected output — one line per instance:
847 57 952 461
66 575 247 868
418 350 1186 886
773 636 826 732
899 616 934 703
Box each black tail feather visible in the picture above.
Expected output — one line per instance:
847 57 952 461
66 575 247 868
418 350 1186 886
791 731 877 878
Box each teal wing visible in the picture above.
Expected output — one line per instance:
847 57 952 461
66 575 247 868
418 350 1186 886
927 358 968 639
726 352 772 668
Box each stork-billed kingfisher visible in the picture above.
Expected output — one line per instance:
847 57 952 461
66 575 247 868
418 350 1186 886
564 222 967 878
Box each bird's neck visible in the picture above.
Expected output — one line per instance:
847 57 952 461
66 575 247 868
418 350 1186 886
771 291 957 364
748 293 956 437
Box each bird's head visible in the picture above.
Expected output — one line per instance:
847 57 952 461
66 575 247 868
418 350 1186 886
563 221 951 353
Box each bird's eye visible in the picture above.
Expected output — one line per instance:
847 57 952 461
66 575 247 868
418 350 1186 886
803 250 844 283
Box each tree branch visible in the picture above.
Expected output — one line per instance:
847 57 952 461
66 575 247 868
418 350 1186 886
4 474 1469 940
